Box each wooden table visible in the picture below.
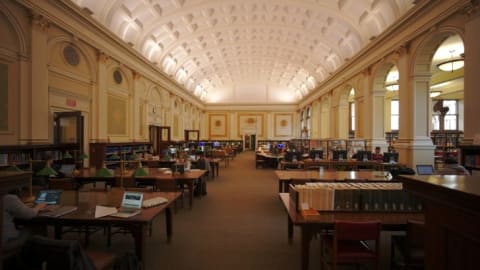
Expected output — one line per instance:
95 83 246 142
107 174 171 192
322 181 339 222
135 168 208 209
279 193 424 270
274 170 393 192
400 174 480 270
22 189 180 264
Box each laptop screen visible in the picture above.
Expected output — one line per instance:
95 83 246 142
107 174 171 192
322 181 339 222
121 192 143 209
35 190 62 205
59 164 76 176
416 165 434 175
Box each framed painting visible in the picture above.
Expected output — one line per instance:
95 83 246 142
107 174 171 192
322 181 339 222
107 95 127 135
274 113 293 137
209 113 228 137
238 113 264 137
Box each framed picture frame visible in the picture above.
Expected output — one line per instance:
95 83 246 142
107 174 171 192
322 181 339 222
274 113 293 137
237 113 264 137
209 113 228 138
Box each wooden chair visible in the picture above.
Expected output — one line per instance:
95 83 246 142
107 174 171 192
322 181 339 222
391 220 425 269
320 220 381 270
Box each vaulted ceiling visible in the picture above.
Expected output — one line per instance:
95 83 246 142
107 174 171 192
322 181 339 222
71 0 415 104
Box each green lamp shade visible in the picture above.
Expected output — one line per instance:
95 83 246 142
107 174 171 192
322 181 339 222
80 153 89 159
95 167 113 177
130 152 138 160
36 165 58 176
64 152 73 159
109 153 121 160
6 165 23 172
133 167 148 177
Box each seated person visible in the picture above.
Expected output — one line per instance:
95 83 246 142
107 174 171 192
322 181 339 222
372 146 383 161
3 188 47 250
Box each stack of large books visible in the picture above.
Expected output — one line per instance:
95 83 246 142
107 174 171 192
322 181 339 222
290 182 423 212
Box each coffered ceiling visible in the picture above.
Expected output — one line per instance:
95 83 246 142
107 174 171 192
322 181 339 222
71 0 415 104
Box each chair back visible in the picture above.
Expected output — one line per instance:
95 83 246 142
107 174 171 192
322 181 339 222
334 220 381 242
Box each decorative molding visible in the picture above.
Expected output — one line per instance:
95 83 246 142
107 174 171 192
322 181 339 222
30 13 50 32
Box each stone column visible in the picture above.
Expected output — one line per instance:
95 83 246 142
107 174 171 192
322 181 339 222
30 14 50 143
463 7 480 144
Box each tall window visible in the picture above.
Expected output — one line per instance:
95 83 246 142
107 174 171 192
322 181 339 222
391 100 399 130
349 102 355 132
432 100 458 130
306 107 311 138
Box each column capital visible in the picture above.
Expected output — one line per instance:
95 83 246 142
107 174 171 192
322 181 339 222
30 13 50 32
462 0 480 17
97 52 109 63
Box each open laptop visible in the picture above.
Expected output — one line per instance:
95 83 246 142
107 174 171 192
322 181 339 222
416 164 435 175
110 191 144 218
35 190 62 205
58 164 76 177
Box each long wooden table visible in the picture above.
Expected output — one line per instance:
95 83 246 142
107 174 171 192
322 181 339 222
279 193 424 270
135 168 208 209
275 170 393 192
280 159 387 170
25 189 181 264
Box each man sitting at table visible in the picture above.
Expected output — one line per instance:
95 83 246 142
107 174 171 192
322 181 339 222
372 146 383 161
2 188 47 266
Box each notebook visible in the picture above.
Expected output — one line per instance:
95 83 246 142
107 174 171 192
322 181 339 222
110 191 144 218
34 190 62 205
416 164 434 175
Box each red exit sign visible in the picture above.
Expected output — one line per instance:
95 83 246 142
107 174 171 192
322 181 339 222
66 98 77 107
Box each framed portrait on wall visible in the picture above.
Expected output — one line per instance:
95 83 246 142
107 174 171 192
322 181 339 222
274 113 293 137
107 95 127 135
209 113 228 137
238 113 264 137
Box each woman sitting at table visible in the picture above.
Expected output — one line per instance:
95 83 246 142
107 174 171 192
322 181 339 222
372 146 383 162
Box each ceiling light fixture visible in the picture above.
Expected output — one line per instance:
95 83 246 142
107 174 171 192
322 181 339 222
437 50 464 72
385 81 399 91
430 91 441 98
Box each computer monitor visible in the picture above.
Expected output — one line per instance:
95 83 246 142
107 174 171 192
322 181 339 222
383 152 399 163
277 143 284 150
332 150 347 161
356 150 372 161
309 150 324 160
213 141 221 148
416 164 434 175
285 151 301 162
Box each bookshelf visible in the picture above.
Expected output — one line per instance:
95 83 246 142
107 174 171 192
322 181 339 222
0 144 81 171
385 131 399 146
89 142 152 169
431 130 463 165
459 145 480 174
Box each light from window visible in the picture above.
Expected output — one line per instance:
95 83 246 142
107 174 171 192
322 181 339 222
391 100 399 130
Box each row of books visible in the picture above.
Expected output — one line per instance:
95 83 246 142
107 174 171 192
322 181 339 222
464 154 480 167
290 182 423 212
0 151 68 166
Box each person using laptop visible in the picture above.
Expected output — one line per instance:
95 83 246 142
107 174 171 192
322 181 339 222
2 188 47 247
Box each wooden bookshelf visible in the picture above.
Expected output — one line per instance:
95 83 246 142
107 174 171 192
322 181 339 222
89 142 152 169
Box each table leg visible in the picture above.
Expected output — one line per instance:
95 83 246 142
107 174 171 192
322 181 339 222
188 182 194 209
279 181 283 193
165 207 172 243
288 215 294 245
131 223 146 261
215 163 219 177
301 225 313 270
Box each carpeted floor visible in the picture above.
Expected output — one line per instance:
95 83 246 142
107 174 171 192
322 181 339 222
141 150 312 270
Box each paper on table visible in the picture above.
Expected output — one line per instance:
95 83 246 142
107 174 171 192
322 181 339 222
95 205 118 218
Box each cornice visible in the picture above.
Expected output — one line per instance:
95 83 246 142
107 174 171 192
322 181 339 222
17 0 205 110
